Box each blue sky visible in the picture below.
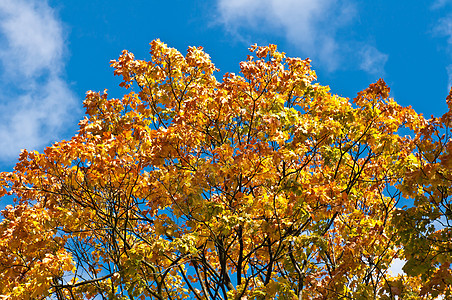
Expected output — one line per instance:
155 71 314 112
1 0 452 170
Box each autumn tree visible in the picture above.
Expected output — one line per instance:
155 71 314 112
389 89 452 298
0 40 443 299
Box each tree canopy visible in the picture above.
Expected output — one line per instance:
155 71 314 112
1 40 451 299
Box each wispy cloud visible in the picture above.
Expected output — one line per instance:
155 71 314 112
431 0 452 9
0 0 79 162
433 14 452 89
216 0 387 74
359 44 389 76
434 15 452 43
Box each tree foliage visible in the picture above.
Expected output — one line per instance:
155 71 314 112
0 40 450 299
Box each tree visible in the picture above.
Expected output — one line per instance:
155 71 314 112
390 89 452 299
0 39 445 299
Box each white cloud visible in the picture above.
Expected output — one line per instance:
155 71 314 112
359 44 388 76
216 0 387 74
434 15 452 44
0 0 79 162
433 15 452 90
388 258 405 276
431 0 452 9
445 64 452 90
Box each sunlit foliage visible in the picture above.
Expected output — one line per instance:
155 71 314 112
0 40 450 299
